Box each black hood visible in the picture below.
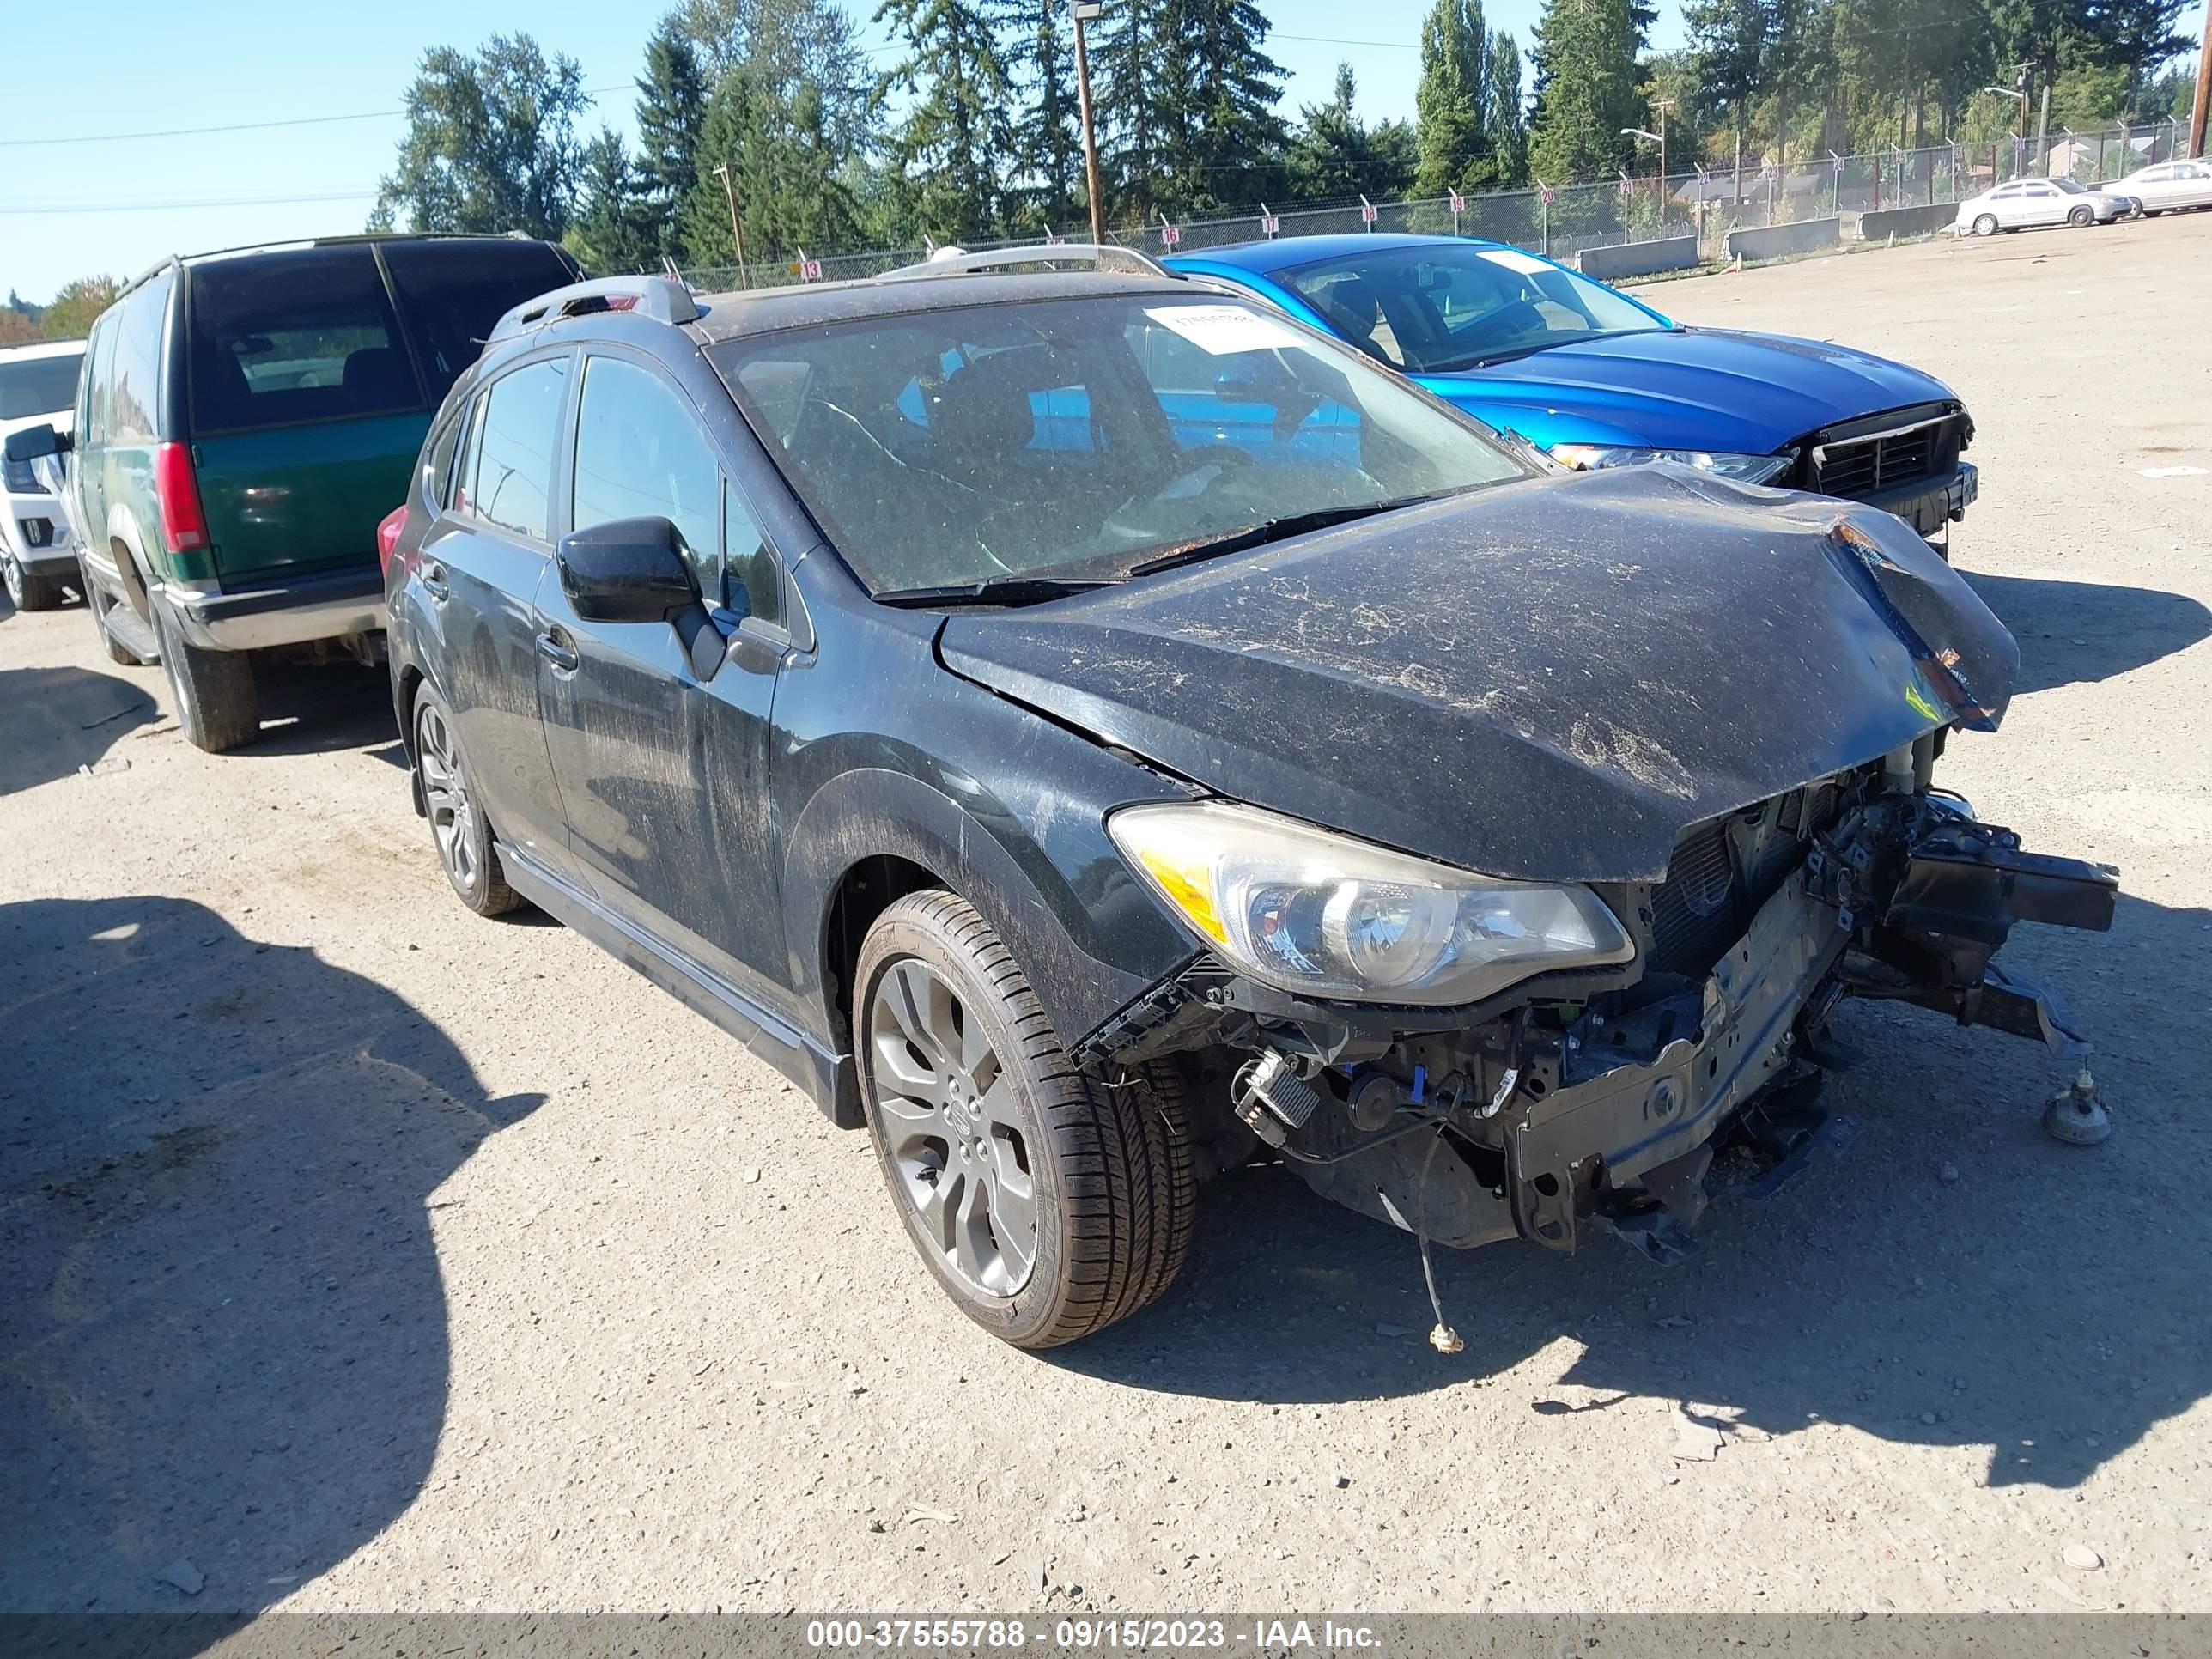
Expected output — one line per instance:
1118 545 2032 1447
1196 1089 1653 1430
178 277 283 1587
939 466 2019 883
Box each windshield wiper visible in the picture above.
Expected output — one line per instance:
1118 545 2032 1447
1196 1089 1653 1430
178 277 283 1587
872 574 1121 609
1124 501 1433 580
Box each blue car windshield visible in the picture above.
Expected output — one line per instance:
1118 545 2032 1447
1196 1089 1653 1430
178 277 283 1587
1276 245 1668 374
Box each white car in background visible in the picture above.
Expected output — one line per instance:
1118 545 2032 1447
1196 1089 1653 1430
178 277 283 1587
2110 158 2212 215
1954 175 2137 236
0 338 87 611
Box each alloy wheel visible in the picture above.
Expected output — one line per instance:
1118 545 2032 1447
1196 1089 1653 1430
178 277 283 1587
868 957 1038 1297
3 557 21 606
415 701 479 891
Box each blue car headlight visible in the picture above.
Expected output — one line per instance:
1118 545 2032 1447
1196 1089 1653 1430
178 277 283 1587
1550 443 1796 486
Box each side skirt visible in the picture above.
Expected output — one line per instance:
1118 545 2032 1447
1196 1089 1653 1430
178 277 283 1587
498 842 862 1128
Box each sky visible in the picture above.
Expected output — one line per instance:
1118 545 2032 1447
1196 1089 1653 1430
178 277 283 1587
1 0 2199 306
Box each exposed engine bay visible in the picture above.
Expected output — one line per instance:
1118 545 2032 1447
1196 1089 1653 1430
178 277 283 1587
1078 738 2118 1273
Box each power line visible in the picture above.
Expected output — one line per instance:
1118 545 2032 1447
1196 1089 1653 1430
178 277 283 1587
1273 32 1420 50
0 191 379 216
0 84 634 149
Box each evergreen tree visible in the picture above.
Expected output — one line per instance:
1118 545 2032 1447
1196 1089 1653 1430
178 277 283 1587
1092 0 1170 217
1686 0 1779 166
568 129 655 274
635 20 712 260
872 0 1017 241
1486 29 1528 185
670 0 877 155
1168 0 1291 211
1416 0 1492 196
1527 0 1643 182
1010 0 1082 230
1288 64 1385 198
683 64 859 268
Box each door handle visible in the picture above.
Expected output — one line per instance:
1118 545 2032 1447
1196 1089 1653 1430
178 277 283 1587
536 629 580 673
420 560 449 602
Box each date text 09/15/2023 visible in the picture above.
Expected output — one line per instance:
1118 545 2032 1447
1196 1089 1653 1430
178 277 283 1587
804 1618 1383 1650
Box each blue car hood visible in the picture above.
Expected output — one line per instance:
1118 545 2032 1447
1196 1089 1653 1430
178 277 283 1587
1421 327 1960 454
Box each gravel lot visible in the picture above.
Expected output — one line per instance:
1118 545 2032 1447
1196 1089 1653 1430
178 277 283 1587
3 215 2209 1621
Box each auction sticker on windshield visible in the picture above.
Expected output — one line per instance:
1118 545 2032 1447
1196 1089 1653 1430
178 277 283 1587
1477 247 1555 276
1146 304 1305 355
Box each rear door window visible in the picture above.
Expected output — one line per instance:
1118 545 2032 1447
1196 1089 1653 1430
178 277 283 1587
463 356 569 543
379 240 578 401
185 246 419 434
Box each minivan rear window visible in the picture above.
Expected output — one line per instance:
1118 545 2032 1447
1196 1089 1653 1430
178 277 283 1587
379 240 578 401
185 246 419 434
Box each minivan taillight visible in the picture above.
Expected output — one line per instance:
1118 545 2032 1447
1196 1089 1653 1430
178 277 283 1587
377 506 408 575
154 441 210 553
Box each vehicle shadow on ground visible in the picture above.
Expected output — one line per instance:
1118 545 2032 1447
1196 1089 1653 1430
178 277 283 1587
242 659 402 763
0 896 544 1618
0 665 157 796
1962 570 2212 696
1062 891 2210 1492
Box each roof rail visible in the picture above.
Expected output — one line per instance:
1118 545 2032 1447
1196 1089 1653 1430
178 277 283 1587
878 243 1179 283
488 274 701 343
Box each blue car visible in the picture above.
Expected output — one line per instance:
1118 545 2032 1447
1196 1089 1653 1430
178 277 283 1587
1165 233 1978 541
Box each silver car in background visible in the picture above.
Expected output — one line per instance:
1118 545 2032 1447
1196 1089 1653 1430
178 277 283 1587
1955 175 2136 236
2110 159 2212 216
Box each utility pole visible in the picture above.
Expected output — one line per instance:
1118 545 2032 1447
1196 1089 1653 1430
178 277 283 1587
2191 3 2210 158
1653 96 1674 188
1072 0 1108 245
713 162 747 288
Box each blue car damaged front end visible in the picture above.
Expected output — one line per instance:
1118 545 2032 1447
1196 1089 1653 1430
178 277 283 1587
1167 234 1978 543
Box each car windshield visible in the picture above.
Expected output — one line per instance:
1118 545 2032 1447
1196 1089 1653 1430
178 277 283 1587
2052 178 2087 194
1272 243 1669 374
0 350 84 421
710 292 1527 597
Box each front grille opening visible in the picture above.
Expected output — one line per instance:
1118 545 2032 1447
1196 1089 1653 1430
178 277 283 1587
1811 413 1961 501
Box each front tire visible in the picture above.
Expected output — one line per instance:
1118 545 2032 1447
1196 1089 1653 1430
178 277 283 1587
855 890 1195 1348
4 555 66 611
151 599 258 752
1972 214 1998 237
2068 205 2094 228
411 688 520 916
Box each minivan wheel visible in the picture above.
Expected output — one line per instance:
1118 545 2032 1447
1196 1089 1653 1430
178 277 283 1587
855 890 1196 1347
4 555 66 611
150 600 258 752
412 690 520 915
1972 214 1998 237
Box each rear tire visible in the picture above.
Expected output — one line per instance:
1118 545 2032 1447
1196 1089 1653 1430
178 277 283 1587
411 687 520 916
1972 214 1998 237
855 890 1196 1348
151 599 259 752
3 556 66 611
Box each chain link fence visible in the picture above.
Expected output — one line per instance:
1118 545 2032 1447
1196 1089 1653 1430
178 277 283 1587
678 120 2193 291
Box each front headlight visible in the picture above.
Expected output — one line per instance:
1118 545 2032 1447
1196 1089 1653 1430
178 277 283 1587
1108 800 1633 1006
3 456 45 495
1550 443 1795 486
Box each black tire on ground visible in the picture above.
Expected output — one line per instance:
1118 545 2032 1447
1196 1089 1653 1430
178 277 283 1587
410 685 521 916
2069 205 2094 227
150 599 259 752
4 556 67 611
1972 214 1998 237
855 890 1197 1348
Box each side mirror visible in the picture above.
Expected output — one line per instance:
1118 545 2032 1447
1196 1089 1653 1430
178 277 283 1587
3 423 70 464
557 517 700 625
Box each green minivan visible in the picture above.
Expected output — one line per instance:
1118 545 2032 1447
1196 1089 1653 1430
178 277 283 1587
16 234 579 750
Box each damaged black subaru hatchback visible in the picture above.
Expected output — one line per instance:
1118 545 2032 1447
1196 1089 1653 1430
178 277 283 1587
385 252 2117 1348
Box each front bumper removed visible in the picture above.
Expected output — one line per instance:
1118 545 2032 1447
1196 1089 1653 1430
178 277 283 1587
1088 788 2117 1263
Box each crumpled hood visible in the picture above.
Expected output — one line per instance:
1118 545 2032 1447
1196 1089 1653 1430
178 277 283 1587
939 466 2018 883
1420 327 1960 455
